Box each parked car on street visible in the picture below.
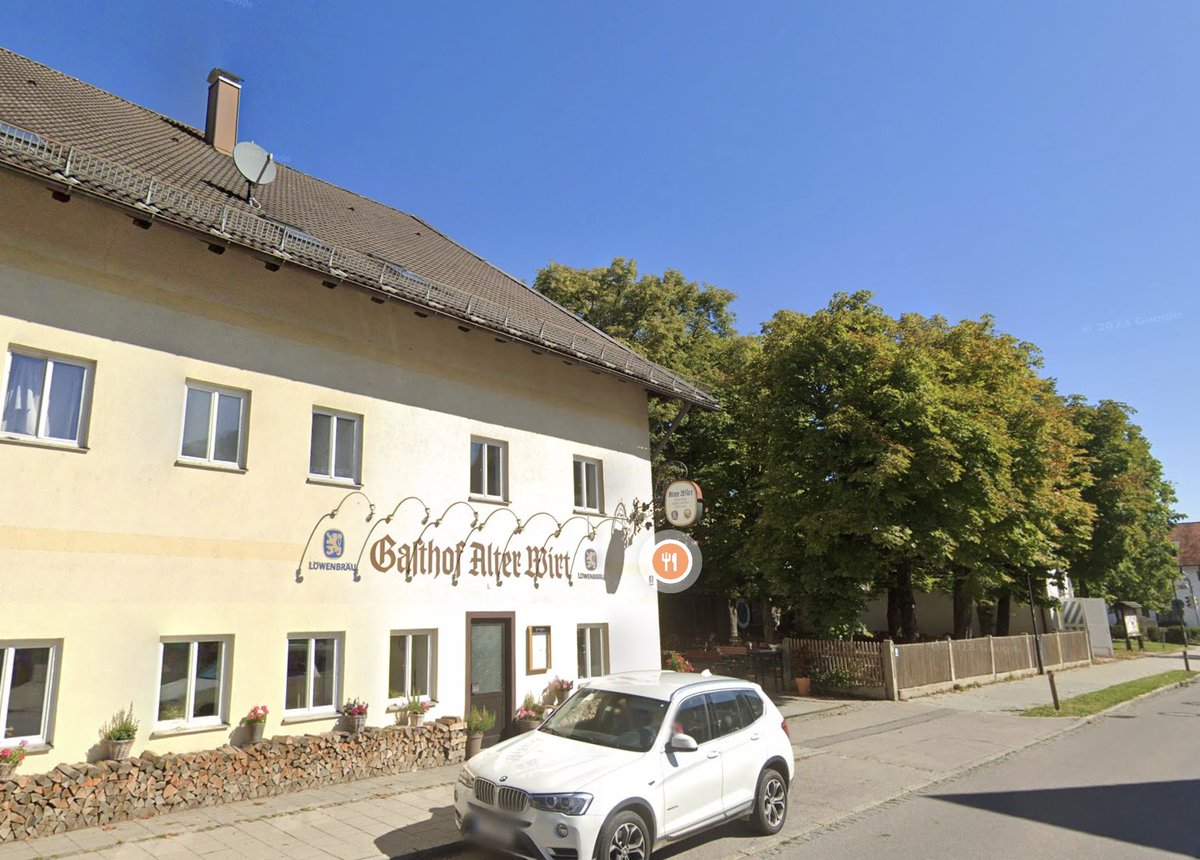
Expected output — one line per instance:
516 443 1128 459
454 670 795 859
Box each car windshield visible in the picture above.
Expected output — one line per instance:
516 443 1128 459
539 688 668 752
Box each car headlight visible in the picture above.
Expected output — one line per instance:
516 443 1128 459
457 767 476 790
529 793 593 815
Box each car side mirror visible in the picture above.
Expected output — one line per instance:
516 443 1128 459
543 707 555 719
668 733 698 752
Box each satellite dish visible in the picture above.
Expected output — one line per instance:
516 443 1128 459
233 141 276 207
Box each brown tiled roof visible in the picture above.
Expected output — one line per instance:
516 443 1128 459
1171 522 1200 567
0 47 717 409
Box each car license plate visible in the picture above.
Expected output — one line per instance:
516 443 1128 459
474 815 515 848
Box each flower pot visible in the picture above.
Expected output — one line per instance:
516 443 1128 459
245 721 265 743
107 738 134 761
407 712 423 727
794 677 812 696
0 763 12 780
350 714 368 733
512 718 541 734
466 731 484 760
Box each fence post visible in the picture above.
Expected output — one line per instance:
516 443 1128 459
946 637 956 684
988 635 996 681
881 639 899 701
1024 633 1033 670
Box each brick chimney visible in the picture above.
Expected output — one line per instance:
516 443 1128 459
204 68 242 156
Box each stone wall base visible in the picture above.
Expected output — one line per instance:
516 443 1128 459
0 718 466 843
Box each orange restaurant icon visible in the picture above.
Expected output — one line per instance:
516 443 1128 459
652 540 693 583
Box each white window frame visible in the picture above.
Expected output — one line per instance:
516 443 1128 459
2 347 94 447
0 640 59 746
284 634 342 716
577 623 610 679
308 407 362 484
573 456 603 513
178 381 248 468
387 630 437 702
470 437 508 501
153 637 229 731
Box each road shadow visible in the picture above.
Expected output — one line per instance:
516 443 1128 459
373 803 467 859
931 779 1200 856
653 818 767 859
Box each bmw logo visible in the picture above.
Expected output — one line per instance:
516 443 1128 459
499 775 508 783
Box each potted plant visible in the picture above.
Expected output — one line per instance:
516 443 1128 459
465 705 496 759
544 676 574 706
241 704 269 743
100 703 139 760
401 694 433 727
0 740 28 780
792 653 811 696
341 698 369 733
663 651 695 673
513 693 545 733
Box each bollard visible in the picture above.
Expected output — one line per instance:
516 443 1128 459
1048 670 1060 712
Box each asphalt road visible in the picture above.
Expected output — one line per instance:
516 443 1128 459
775 681 1200 859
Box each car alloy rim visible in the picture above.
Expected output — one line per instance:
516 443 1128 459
610 822 646 860
763 775 786 827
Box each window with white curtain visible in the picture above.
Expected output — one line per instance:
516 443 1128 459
470 437 506 500
573 456 603 512
1 349 91 445
179 382 248 467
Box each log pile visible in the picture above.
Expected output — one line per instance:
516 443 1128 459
0 717 466 843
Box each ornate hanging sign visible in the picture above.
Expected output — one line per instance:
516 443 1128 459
663 479 703 528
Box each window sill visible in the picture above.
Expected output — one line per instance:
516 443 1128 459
307 476 363 489
175 458 247 474
573 508 604 517
0 434 87 453
149 722 230 740
385 699 438 714
9 742 51 756
280 711 339 726
469 495 510 507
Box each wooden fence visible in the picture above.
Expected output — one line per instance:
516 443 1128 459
892 631 1091 698
776 631 1091 700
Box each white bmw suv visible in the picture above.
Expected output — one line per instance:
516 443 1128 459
454 671 795 859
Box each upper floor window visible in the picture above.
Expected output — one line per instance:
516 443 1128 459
180 382 247 467
470 438 507 500
156 638 228 730
2 349 92 446
573 456 603 512
1 642 58 745
310 408 361 483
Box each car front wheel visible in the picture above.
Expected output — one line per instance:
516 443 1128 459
751 767 788 835
598 809 650 860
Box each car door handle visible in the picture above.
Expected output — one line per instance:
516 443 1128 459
707 751 720 759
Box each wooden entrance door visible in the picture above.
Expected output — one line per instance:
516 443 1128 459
467 614 513 746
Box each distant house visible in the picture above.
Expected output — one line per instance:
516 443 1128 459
1171 521 1200 627
0 48 716 771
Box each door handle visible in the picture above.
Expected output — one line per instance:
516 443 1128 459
750 733 761 741
707 751 720 759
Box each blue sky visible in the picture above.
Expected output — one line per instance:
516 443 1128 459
6 2 1198 519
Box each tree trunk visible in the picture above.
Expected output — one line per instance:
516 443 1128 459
976 599 996 637
886 586 902 641
995 593 1012 636
952 571 974 639
897 562 919 643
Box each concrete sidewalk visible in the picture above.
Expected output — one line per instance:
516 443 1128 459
1 650 1194 860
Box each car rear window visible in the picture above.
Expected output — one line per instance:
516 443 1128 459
737 690 764 724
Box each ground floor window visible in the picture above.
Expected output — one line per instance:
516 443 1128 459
1 642 56 744
285 635 340 714
156 639 227 728
577 624 610 678
389 631 435 700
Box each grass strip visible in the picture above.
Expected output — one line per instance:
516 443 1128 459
1021 670 1196 717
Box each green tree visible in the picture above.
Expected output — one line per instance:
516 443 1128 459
1062 399 1179 607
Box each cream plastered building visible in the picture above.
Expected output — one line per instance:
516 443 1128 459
0 50 715 772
